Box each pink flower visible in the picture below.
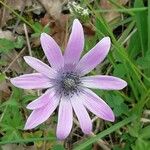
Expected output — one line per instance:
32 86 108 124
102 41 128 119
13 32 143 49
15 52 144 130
10 19 127 140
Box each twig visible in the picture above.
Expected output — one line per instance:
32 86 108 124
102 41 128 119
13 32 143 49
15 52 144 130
92 116 98 122
0 2 6 28
73 118 111 150
24 23 32 56
143 110 150 115
13 1 26 33
3 47 26 73
141 118 150 123
90 132 111 150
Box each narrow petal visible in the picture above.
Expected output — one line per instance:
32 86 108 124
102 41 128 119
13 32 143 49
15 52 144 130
26 89 55 110
76 37 111 76
81 75 127 90
40 33 64 70
64 19 84 65
24 56 57 79
56 98 73 140
24 95 59 130
10 73 52 89
82 88 115 122
71 95 92 134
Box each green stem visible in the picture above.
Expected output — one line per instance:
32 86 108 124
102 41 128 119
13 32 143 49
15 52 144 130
73 115 136 150
85 0 150 88
0 1 38 32
108 0 134 16
148 0 150 51
95 7 147 13
0 137 56 145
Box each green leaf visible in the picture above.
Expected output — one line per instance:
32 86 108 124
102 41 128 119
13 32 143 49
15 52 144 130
139 125 150 139
0 38 15 52
0 73 5 83
32 22 50 38
0 37 24 53
134 0 148 56
136 56 150 69
73 115 136 150
52 144 65 150
132 138 150 150
113 64 127 78
15 36 25 49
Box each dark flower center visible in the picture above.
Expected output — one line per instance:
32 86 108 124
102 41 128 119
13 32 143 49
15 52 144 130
58 72 81 96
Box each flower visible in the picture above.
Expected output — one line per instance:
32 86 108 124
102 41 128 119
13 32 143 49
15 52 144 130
68 1 89 17
10 19 127 140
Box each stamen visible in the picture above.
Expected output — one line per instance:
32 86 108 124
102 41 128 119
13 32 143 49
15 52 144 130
57 72 81 97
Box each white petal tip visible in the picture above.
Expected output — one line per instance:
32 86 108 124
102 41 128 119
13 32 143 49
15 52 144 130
10 78 18 87
57 134 67 141
82 125 92 135
23 56 30 61
105 114 115 122
40 32 48 38
83 128 92 135
119 80 128 90
10 78 14 84
123 81 128 87
74 18 80 22
24 124 34 130
73 19 82 27
102 36 111 44
23 126 29 130
109 116 115 122
26 105 32 110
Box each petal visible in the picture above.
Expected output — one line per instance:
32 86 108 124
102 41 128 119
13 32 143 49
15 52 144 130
40 33 64 70
76 37 111 76
24 56 57 79
81 75 127 90
24 94 59 130
10 73 52 89
26 89 55 110
56 97 73 140
71 95 92 134
82 88 115 122
64 19 84 65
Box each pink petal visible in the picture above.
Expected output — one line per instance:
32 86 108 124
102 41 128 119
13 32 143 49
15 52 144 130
64 19 84 65
26 89 56 110
40 33 64 70
56 97 73 140
10 73 52 89
76 37 111 76
82 88 115 122
71 95 92 134
81 75 127 90
24 95 59 130
24 56 57 79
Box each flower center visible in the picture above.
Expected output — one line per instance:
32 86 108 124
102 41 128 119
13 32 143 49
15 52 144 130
58 72 81 97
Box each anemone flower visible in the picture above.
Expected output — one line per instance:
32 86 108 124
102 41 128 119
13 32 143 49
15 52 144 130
10 19 127 140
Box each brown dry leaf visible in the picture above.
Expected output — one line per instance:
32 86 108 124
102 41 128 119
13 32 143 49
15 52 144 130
38 0 65 20
0 0 32 27
33 0 69 48
1 144 36 150
0 6 12 27
40 13 69 48
0 29 15 40
100 0 129 22
1 50 25 74
50 15 69 48
0 80 10 101
6 0 32 11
